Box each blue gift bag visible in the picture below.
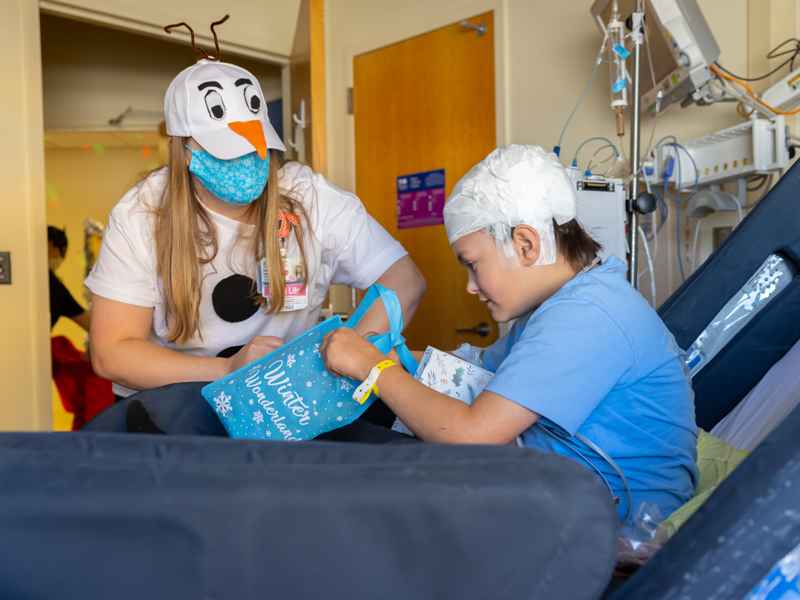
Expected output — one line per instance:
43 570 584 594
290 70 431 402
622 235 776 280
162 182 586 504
201 285 418 440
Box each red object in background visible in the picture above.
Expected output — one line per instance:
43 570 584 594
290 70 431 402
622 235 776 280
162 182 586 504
51 336 114 430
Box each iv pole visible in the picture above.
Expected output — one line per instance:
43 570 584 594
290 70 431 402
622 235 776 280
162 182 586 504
627 0 644 288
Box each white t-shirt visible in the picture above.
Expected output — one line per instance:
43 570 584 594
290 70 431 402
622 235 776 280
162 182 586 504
86 162 407 397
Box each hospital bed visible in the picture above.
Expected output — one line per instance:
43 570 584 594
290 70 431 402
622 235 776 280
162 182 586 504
607 131 800 599
0 428 618 599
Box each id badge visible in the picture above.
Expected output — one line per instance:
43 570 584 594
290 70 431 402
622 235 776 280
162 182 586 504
259 257 309 311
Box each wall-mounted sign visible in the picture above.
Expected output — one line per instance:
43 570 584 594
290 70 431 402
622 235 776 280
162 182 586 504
396 169 445 229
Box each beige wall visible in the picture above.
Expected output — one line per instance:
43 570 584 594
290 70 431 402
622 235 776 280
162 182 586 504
41 0 301 61
687 0 800 306
324 0 774 307
41 14 284 131
1 0 51 431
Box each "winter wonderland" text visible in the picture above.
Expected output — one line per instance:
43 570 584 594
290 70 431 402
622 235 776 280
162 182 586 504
246 361 311 440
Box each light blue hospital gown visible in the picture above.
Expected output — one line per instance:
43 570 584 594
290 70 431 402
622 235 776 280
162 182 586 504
483 255 699 524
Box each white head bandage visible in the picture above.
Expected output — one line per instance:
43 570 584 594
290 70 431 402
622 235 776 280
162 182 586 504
443 145 577 268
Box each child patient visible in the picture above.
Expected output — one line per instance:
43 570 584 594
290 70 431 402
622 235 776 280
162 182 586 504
321 144 699 524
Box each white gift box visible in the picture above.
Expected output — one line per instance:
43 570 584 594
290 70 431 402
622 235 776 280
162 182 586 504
392 346 494 436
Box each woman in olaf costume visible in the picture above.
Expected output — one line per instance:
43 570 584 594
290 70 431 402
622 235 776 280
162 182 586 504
86 18 425 401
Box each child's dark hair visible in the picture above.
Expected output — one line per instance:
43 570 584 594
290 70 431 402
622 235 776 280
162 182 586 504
553 218 603 272
47 226 68 257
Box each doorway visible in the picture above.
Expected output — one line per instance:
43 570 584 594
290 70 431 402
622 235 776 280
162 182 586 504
353 12 498 351
40 14 285 429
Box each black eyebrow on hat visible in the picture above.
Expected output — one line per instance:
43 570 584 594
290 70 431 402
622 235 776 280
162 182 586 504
198 81 222 91
235 78 253 86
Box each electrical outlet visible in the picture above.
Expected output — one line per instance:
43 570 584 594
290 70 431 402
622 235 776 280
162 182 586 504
0 252 10 284
713 227 733 251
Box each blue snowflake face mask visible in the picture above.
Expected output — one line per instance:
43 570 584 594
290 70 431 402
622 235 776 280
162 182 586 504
186 146 270 205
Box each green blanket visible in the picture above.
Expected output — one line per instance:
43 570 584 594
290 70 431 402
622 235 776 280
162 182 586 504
657 429 750 540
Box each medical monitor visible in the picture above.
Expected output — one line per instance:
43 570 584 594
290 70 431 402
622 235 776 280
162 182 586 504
590 0 720 113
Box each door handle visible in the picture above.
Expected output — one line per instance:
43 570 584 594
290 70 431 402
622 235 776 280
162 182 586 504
456 322 491 337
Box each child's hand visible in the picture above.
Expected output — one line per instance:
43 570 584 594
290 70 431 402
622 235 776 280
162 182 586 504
320 328 386 381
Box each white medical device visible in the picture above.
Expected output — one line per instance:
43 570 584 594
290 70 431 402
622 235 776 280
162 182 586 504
759 66 800 114
567 167 628 263
653 116 788 190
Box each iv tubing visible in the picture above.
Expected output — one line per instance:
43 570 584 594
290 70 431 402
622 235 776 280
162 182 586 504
573 137 619 169
691 219 701 273
710 64 800 116
638 225 657 308
555 34 608 155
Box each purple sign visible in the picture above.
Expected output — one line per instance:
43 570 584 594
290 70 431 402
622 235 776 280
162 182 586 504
396 169 446 230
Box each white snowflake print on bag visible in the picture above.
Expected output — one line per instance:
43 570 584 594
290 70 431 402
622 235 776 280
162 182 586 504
200 283 418 441
214 392 233 417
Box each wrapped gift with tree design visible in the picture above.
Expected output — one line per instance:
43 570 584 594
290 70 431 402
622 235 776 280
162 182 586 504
392 346 494 436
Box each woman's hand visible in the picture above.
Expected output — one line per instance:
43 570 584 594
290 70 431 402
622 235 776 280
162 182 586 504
320 328 386 381
225 336 285 375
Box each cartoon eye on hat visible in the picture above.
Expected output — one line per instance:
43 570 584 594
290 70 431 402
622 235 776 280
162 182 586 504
163 15 286 160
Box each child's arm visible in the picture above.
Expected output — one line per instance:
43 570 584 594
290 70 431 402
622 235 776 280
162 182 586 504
320 328 540 444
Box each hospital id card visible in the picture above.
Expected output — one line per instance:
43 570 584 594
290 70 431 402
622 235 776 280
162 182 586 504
259 257 308 311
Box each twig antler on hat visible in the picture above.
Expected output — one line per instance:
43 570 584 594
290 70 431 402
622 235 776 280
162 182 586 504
164 14 230 62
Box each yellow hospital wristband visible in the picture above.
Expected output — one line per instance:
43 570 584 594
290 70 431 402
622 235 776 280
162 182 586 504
352 359 398 404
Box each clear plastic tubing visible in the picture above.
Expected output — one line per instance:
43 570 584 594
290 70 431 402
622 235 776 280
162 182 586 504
608 1 627 137
685 254 796 378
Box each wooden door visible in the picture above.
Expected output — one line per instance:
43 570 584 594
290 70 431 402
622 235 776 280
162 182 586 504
290 0 326 175
354 13 497 350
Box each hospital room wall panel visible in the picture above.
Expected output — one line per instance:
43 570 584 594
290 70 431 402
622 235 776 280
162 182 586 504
0 0 52 431
326 0 751 308
685 0 800 310
641 0 748 306
765 0 800 136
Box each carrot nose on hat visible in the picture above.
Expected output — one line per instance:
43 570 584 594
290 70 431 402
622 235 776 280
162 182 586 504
228 120 268 159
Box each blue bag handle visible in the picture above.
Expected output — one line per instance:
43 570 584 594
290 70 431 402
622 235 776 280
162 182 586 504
345 285 403 340
345 284 418 374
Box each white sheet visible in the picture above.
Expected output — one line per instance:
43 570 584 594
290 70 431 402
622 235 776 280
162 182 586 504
710 338 800 451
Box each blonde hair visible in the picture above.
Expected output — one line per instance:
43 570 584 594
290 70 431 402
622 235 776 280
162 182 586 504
154 138 309 345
